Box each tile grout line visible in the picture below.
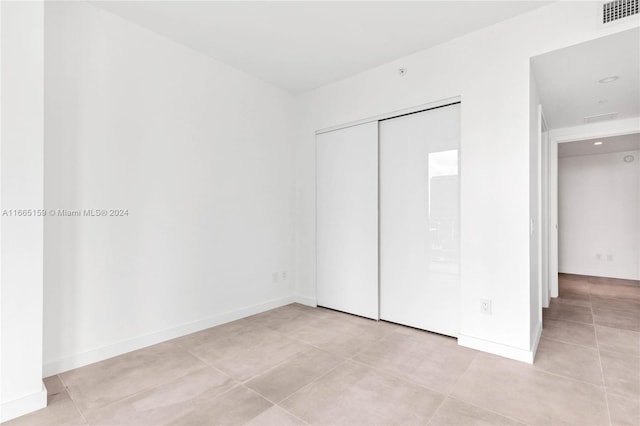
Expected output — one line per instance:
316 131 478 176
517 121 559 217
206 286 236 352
43 297 636 426
590 291 614 426
346 325 401 361
66 361 234 423
447 395 533 426
423 350 480 425
541 334 598 350
55 374 90 425
273 405 311 426
276 359 348 408
158 309 396 423
272 322 456 423
434 351 532 426
240 382 311 425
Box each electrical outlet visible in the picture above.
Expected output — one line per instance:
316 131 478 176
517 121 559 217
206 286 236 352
282 271 287 281
480 299 492 315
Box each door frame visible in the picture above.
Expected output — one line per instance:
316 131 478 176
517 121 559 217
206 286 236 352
547 118 640 298
539 106 551 308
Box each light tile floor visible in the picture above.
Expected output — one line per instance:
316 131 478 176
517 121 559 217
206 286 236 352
5 274 640 425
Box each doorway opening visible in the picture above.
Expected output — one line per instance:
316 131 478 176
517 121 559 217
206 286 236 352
529 27 640 418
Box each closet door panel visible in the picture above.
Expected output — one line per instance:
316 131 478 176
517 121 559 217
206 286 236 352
379 104 460 336
316 122 378 320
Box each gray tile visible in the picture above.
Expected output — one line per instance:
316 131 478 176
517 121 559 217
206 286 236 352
60 340 206 414
428 398 524 426
177 322 286 363
593 309 640 332
84 366 237 425
18 286 640 426
284 315 393 358
555 278 592 307
244 406 307 426
553 292 592 307
600 349 640 396
452 354 609 425
208 337 312 381
558 274 591 295
280 361 444 425
169 386 272 425
589 276 640 287
607 390 640 426
354 330 477 394
533 338 603 385
596 325 640 356
543 301 593 324
246 347 342 403
242 304 324 334
592 296 640 315
542 319 597 347
589 281 640 302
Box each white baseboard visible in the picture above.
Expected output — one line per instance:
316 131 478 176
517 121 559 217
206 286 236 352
43 296 297 377
293 295 317 307
0 384 47 423
458 334 536 364
558 267 639 281
530 321 543 363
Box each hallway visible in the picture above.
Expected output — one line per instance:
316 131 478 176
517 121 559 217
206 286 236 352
541 273 640 425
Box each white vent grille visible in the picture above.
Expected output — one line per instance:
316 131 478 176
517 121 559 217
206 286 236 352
603 0 638 23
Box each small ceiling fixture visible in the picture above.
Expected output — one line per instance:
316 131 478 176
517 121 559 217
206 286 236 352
598 76 619 83
398 68 407 77
593 141 604 146
624 155 635 163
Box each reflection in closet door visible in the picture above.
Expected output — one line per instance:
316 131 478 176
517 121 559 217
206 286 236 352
316 122 379 320
379 103 461 337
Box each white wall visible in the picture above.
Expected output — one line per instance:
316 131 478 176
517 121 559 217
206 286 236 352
559 149 640 280
43 2 296 375
293 2 639 362
0 1 47 422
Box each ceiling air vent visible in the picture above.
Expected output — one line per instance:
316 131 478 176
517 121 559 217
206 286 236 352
603 0 638 23
584 112 619 123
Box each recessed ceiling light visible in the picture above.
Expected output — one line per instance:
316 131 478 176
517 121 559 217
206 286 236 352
593 141 603 146
598 76 619 83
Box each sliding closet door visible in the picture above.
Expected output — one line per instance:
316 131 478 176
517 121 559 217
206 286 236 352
380 104 460 336
316 122 378 319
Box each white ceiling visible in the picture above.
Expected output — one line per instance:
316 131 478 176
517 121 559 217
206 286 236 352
558 133 640 158
92 1 550 93
532 28 640 130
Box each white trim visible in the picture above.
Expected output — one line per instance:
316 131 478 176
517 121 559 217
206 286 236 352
551 117 640 143
458 334 537 364
42 296 296 376
0 384 47 423
530 321 543 363
315 96 461 135
294 295 317 307
537 105 543 316
548 117 640 299
559 267 639 281
540 106 551 309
